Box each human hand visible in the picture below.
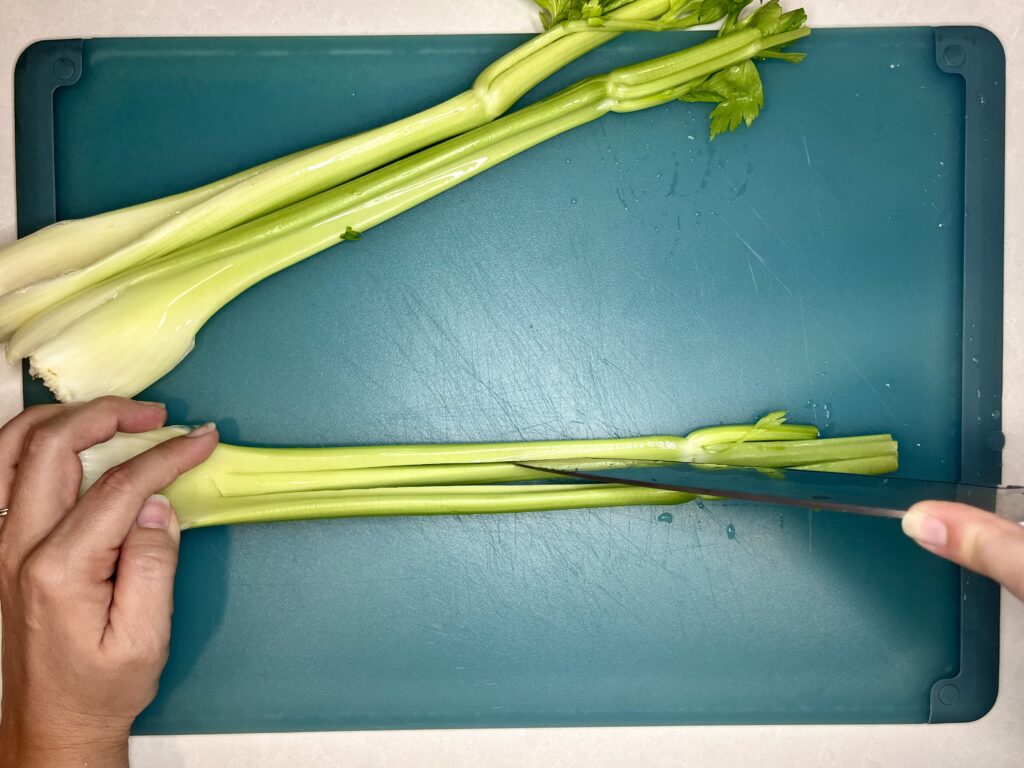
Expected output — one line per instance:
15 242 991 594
0 398 218 768
903 500 1024 600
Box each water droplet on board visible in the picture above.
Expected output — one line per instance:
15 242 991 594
726 523 736 540
658 511 674 524
992 410 1001 420
571 198 577 205
687 134 695 141
884 382 893 389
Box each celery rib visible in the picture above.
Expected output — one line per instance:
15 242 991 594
14 3 811 401
178 484 692 530
0 0 698 340
77 411 896 530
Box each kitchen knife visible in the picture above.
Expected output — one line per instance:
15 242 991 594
516 460 1024 522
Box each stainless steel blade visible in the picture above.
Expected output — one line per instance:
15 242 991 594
516 460 1024 522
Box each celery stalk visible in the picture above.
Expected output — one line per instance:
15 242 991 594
170 484 692 530
14 3 810 401
0 0 718 335
77 411 896 530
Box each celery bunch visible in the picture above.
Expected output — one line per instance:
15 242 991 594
0 0 808 402
0 0 692 304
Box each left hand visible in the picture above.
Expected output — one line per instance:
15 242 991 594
0 397 218 768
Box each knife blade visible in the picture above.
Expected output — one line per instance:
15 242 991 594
516 460 1024 523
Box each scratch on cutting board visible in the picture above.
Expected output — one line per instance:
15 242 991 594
733 230 793 296
403 290 526 439
813 197 827 242
690 518 729 607
800 127 812 166
798 293 817 425
690 244 707 300
747 204 793 251
745 249 760 292
590 511 691 582
808 509 814 555
834 342 897 422
588 579 652 629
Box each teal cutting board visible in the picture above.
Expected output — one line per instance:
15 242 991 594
14 27 1005 731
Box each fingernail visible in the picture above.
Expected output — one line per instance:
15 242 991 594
137 400 167 408
187 422 216 438
902 508 948 547
137 494 171 529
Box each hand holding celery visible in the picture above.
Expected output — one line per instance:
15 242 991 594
0 0 808 402
79 413 896 529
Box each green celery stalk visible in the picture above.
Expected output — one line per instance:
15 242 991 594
13 3 810 401
0 0 726 325
77 411 895 529
165 484 691 530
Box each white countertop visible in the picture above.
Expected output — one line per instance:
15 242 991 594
1 0 1022 765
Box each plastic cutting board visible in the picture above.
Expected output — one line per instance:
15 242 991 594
13 26 1005 731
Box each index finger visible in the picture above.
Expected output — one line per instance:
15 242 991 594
5 397 168 557
51 423 218 571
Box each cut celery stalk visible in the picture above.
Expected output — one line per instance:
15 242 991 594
78 412 896 529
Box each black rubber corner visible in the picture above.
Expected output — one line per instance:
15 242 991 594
928 26 1005 725
14 38 84 237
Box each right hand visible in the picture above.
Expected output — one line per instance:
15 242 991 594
903 500 1024 600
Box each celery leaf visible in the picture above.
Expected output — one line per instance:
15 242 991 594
680 60 764 139
534 0 642 29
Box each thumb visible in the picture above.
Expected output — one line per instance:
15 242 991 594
902 500 1024 600
107 494 181 655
